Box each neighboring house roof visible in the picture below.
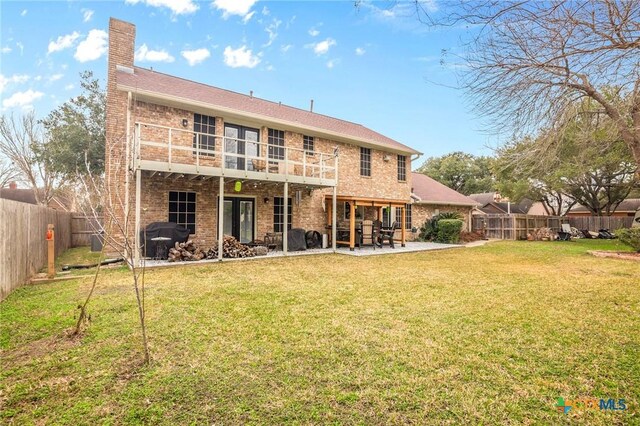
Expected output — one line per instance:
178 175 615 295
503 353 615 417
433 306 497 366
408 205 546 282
477 202 529 214
117 66 421 155
569 198 640 214
411 173 480 207
469 192 500 205
0 187 37 204
0 187 71 211
526 201 549 216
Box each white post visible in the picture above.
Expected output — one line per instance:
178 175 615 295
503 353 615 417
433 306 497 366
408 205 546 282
332 186 337 252
218 177 224 261
134 169 142 267
283 182 289 255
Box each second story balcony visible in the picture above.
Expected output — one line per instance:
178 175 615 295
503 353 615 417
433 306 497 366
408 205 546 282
134 122 338 187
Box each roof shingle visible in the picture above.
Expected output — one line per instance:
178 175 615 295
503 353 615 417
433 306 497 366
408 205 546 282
411 172 480 206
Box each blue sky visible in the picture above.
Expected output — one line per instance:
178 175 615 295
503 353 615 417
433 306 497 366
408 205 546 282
0 0 493 166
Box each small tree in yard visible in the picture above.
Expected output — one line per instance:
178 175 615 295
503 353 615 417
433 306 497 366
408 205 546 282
71 141 150 365
617 228 640 252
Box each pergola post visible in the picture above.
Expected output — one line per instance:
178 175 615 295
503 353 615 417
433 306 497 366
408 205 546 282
283 182 288 255
218 177 224 261
332 187 337 252
134 169 141 267
349 200 355 251
401 205 406 247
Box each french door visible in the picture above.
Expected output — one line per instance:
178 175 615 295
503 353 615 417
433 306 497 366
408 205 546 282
219 197 255 243
224 124 260 171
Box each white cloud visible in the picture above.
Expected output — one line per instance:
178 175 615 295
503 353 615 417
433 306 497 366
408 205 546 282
181 48 210 66
16 42 24 55
261 6 270 16
125 0 198 15
281 44 292 53
327 59 339 69
263 19 281 47
49 74 64 82
21 9 27 16
48 31 80 54
242 11 255 24
308 29 320 37
212 0 257 19
0 74 30 93
306 38 336 55
223 45 260 68
135 44 175 63
355 47 366 56
74 30 108 62
83 9 94 22
65 84 75 90
2 89 44 110
1 46 11 54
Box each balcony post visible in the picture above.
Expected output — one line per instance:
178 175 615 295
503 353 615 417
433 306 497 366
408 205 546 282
283 182 288 255
401 206 406 247
218 177 224 261
134 169 142 267
332 187 337 252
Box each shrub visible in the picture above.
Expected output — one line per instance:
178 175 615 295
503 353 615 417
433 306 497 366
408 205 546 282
435 219 463 244
617 228 640 252
418 212 463 241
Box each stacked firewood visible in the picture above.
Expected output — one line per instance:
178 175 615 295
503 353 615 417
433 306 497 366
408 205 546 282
168 240 207 262
529 227 558 241
167 236 257 262
206 235 256 259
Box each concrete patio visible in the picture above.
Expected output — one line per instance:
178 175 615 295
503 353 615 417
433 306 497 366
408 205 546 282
143 241 474 269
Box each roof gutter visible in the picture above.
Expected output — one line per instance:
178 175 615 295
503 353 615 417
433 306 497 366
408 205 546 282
118 83 422 156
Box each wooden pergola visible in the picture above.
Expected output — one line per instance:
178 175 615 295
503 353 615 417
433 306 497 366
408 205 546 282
324 195 408 251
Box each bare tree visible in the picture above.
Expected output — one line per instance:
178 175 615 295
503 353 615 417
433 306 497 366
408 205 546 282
0 112 60 204
413 1 640 168
0 157 19 189
72 140 150 364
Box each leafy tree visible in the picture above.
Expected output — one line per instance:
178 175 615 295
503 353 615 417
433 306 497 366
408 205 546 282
40 71 106 178
495 99 638 216
417 151 494 195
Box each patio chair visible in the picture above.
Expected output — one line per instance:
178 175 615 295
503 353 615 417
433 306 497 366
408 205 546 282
581 229 598 239
557 223 572 241
379 221 398 248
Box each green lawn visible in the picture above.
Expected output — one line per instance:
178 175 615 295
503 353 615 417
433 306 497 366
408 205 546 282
1 240 638 424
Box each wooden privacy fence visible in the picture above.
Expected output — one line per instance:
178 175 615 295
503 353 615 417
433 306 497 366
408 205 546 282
566 216 635 231
0 199 73 300
71 214 103 246
472 214 562 240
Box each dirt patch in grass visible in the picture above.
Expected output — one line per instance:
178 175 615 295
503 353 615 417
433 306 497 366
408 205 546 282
588 250 640 261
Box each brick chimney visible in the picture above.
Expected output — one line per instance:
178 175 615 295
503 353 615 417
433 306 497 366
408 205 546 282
9 181 17 190
106 18 135 147
105 18 136 250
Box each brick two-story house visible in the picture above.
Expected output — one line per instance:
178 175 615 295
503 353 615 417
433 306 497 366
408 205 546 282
106 18 422 262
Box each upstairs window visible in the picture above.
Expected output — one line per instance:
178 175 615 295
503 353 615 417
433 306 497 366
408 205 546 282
193 113 216 156
397 155 407 181
303 135 315 155
169 191 196 234
360 147 371 177
268 128 285 161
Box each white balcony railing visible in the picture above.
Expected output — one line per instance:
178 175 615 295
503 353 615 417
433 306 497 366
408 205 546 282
133 122 338 185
